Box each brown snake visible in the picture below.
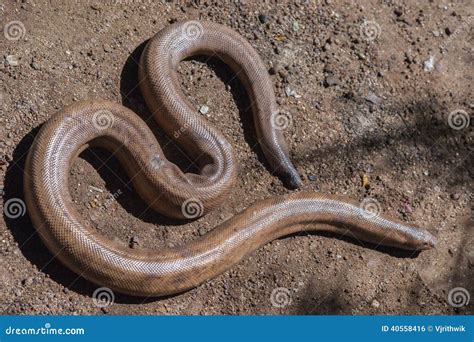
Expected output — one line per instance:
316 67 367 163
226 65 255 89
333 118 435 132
24 21 436 297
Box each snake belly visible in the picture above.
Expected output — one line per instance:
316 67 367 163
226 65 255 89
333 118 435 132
23 21 436 296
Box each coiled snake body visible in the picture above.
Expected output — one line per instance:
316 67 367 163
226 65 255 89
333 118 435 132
24 21 436 296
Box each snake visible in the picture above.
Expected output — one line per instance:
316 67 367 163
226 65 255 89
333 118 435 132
24 20 436 297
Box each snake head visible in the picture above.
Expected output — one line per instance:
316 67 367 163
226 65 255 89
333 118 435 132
381 223 437 251
414 229 437 250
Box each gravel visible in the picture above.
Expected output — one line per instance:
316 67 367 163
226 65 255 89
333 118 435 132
0 0 471 316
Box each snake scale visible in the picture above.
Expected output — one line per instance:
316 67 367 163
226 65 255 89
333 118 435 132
24 21 436 296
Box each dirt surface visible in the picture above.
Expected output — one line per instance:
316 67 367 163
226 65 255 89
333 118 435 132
0 0 473 315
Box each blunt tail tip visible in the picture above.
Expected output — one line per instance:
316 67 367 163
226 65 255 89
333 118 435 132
281 171 302 190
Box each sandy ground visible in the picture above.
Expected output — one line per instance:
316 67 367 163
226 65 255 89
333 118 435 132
0 0 472 315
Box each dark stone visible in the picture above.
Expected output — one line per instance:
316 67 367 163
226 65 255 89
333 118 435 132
258 14 268 24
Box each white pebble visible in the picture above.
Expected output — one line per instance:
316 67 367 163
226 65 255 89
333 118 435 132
423 56 435 72
199 105 209 115
6 55 19 66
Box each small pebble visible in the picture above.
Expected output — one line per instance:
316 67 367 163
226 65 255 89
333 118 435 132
394 8 403 17
371 299 380 308
89 185 103 193
361 174 370 189
308 174 317 181
450 193 460 200
199 105 209 115
423 56 435 72
324 75 340 87
6 55 19 66
31 60 41 70
21 277 33 286
365 92 382 105
103 44 113 53
292 21 300 32
403 202 413 214
268 61 283 76
129 236 140 248
258 14 268 24
284 85 301 98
